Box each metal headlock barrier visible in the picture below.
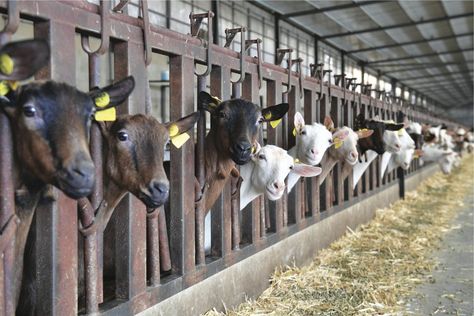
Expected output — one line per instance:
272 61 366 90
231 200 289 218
0 1 457 315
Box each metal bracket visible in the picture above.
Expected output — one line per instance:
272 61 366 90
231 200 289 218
112 0 129 12
276 48 293 95
245 38 263 89
190 11 214 77
310 63 324 101
0 0 20 44
224 27 247 84
324 69 333 99
346 78 357 90
292 57 304 98
334 73 346 87
81 0 110 56
139 0 152 66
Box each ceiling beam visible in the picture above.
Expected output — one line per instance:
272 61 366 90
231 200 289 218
383 61 473 74
400 70 472 81
347 32 473 53
321 12 473 39
367 47 472 64
282 1 385 18
375 61 471 68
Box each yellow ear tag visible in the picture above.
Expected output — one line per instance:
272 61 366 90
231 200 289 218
334 137 344 149
294 158 300 163
211 95 222 104
264 112 272 120
0 81 9 96
292 128 297 136
398 128 404 136
95 107 116 121
0 54 14 75
8 80 18 91
94 92 110 108
171 132 190 148
169 124 179 137
270 118 282 128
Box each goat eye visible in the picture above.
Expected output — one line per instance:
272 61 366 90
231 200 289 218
23 105 36 117
328 139 333 144
289 165 294 170
117 131 129 141
219 112 228 120
301 130 306 135
258 154 266 160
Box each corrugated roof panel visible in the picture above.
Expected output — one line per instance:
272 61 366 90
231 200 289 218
449 16 474 33
442 0 473 15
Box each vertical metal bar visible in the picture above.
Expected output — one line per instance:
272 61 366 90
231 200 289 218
34 20 78 315
195 76 206 265
0 103 15 316
266 79 284 232
113 40 147 299
242 72 260 243
287 87 302 225
210 66 232 256
146 208 160 286
304 89 319 217
169 55 196 283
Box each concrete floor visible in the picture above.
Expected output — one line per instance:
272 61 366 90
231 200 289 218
406 193 474 315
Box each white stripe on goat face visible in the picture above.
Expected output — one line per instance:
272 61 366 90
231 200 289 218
251 145 294 200
393 128 416 170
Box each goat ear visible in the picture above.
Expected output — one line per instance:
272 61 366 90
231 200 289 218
385 123 404 131
261 103 289 122
95 121 113 137
356 129 374 139
323 116 334 131
165 111 200 136
90 76 135 110
198 91 221 113
294 112 305 133
0 40 50 81
373 115 381 121
292 164 322 177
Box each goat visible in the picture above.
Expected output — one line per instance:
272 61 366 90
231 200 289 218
196 91 289 212
239 144 321 210
6 74 135 314
319 126 374 182
286 112 333 192
380 128 417 179
351 114 404 189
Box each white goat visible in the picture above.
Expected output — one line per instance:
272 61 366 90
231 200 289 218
319 126 373 182
420 143 456 174
287 112 333 192
380 128 416 179
239 144 321 210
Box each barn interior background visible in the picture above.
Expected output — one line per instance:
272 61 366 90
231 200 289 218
0 0 471 315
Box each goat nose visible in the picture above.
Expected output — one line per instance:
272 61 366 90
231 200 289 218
350 151 358 159
150 181 169 196
273 182 284 190
235 142 252 153
310 148 318 155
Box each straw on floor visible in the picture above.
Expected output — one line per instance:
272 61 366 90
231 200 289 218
204 156 474 316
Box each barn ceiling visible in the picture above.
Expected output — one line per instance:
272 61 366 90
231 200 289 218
253 0 473 126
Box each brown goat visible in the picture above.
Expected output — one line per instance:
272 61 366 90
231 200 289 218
196 91 289 212
90 112 200 231
5 74 135 314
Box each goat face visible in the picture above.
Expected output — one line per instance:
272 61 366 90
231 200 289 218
393 129 416 170
199 91 288 165
293 112 333 165
1 77 135 199
330 127 373 165
101 112 199 208
250 144 321 201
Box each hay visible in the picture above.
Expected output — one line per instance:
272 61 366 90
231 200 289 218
204 156 474 316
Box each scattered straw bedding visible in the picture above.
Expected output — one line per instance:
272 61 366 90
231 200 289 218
204 156 474 316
